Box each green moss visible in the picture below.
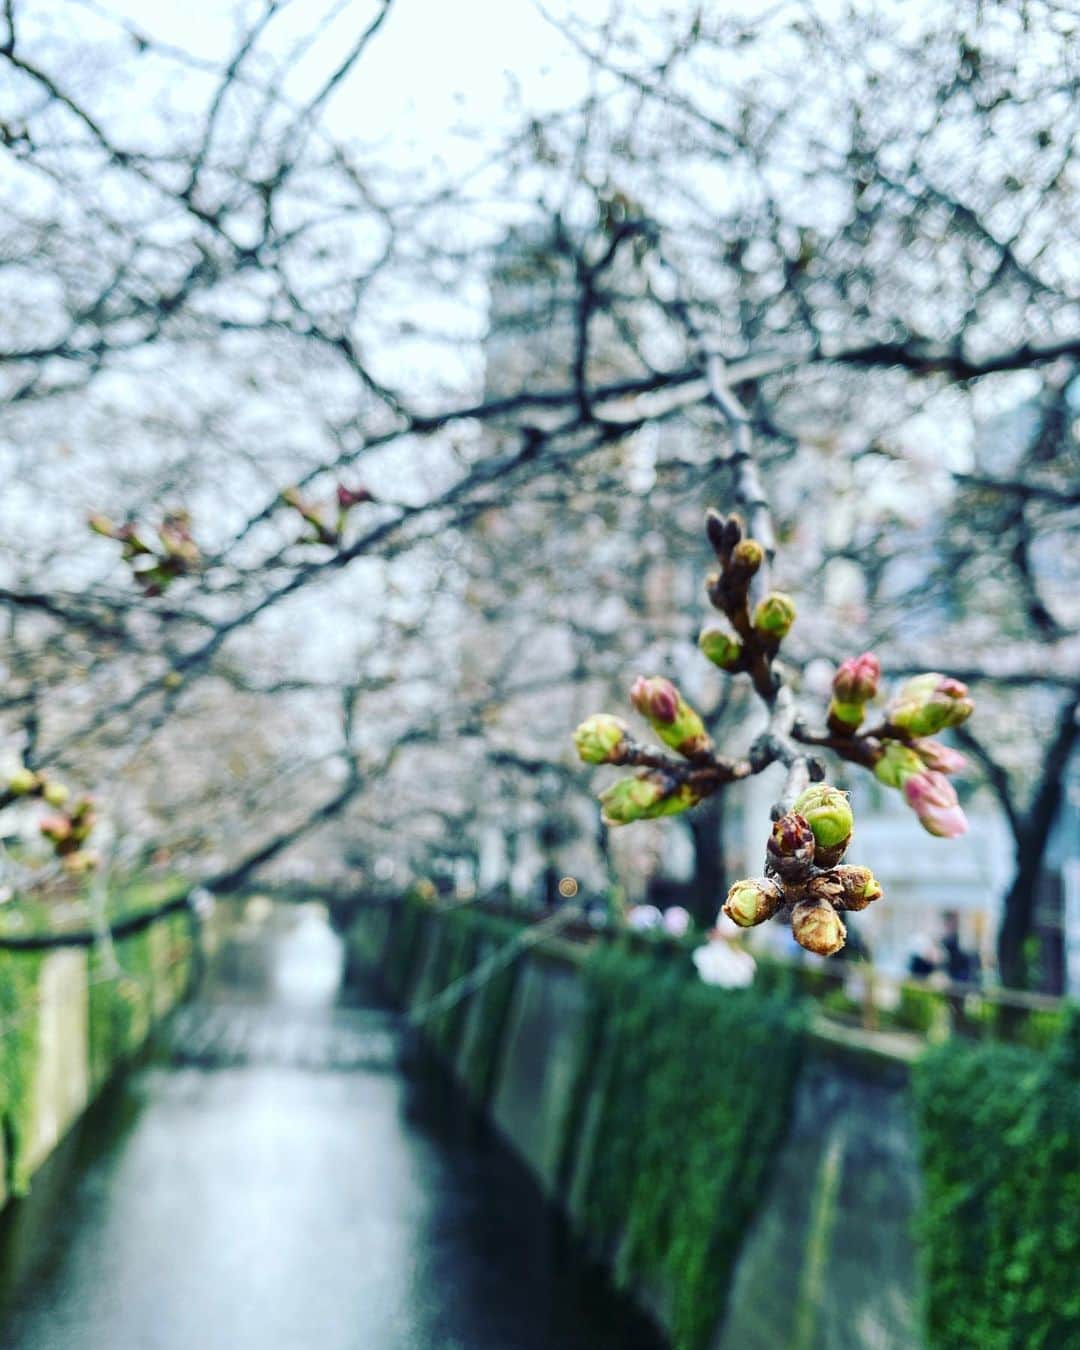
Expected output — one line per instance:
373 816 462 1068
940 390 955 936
889 983 944 1036
565 944 805 1350
451 910 523 1108
87 931 156 1092
0 951 45 1194
912 1006 1080 1349
424 913 476 1057
380 899 430 1002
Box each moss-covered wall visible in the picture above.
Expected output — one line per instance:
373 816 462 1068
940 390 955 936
0 906 194 1207
354 902 805 1350
352 899 1080 1350
912 1010 1080 1350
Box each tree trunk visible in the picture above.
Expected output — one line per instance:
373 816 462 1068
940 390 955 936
688 790 726 929
996 693 1078 989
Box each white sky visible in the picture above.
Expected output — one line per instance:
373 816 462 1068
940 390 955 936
95 0 627 169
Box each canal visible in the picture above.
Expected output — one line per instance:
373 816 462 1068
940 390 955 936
0 903 663 1349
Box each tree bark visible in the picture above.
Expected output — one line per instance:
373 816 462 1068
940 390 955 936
995 693 1079 989
688 790 727 929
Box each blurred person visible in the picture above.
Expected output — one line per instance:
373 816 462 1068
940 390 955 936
941 910 981 985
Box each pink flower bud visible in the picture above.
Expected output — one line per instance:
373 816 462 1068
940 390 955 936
630 676 679 724
629 678 712 757
912 739 968 776
832 652 881 704
902 770 968 838
766 812 816 882
336 484 373 509
40 814 72 844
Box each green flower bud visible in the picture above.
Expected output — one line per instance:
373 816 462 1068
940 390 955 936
599 774 699 826
87 513 118 538
698 627 743 671
8 768 39 797
887 673 974 736
722 876 785 928
573 714 629 765
732 538 764 573
42 781 70 808
873 741 926 789
629 677 712 758
791 898 847 956
831 865 884 912
792 783 854 850
752 592 796 640
61 849 98 875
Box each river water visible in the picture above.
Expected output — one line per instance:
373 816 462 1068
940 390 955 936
0 905 662 1350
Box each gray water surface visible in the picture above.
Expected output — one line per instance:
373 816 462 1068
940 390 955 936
0 906 662 1350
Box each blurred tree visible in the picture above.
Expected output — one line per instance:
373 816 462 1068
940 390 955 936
0 0 1075 980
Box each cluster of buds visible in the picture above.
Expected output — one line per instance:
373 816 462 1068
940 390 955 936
89 510 200 596
573 676 716 826
697 509 795 691
873 737 969 838
38 795 98 873
571 510 975 960
723 785 882 956
6 765 72 809
280 483 373 548
822 655 973 838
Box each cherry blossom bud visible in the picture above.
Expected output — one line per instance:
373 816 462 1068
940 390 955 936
87 513 118 538
280 487 305 510
903 770 968 838
911 739 968 776
873 741 926 790
888 673 974 736
832 653 881 704
830 865 884 911
7 768 39 797
698 628 743 671
599 774 699 826
336 484 373 509
116 524 153 559
766 812 816 882
722 876 785 928
731 538 764 573
42 781 70 808
705 509 728 555
706 510 741 557
158 513 200 566
573 714 629 765
629 677 712 757
828 653 881 731
792 784 854 851
40 814 72 844
61 849 99 874
752 592 796 641
791 898 847 956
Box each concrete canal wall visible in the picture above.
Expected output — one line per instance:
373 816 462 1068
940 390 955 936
0 902 198 1209
348 901 926 1350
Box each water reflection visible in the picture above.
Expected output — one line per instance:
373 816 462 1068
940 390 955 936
0 903 662 1350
